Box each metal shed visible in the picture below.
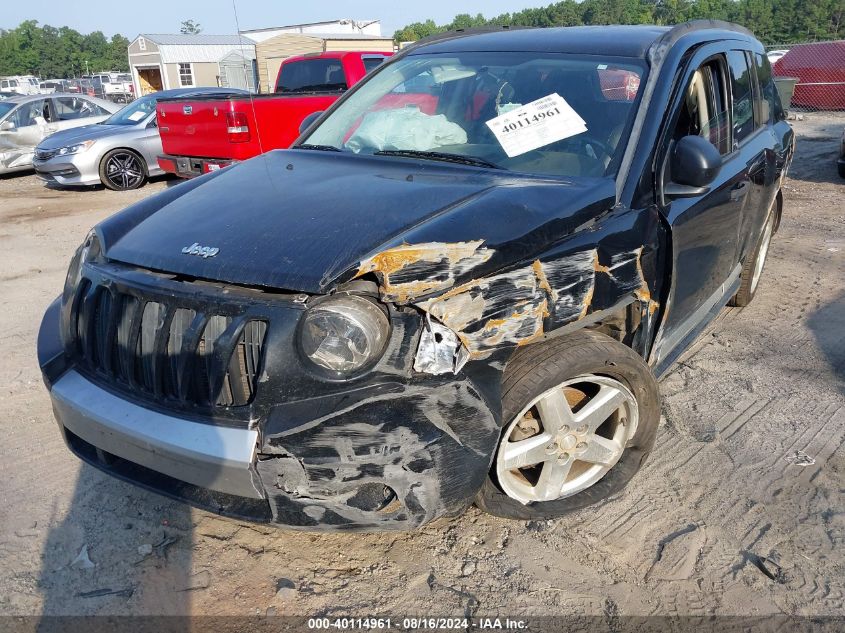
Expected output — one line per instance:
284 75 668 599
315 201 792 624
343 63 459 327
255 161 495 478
127 34 257 96
219 50 258 92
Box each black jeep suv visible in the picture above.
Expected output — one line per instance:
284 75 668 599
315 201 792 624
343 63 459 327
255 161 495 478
39 21 793 530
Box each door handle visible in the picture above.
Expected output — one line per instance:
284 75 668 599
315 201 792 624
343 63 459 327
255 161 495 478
730 181 750 201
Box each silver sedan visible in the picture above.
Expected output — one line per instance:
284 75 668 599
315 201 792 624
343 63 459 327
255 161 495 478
0 93 118 175
33 87 246 191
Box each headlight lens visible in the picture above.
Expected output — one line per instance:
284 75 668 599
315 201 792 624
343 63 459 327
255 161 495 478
57 140 95 156
300 295 390 375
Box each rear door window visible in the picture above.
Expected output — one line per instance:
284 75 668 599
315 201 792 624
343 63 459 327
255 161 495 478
753 53 781 124
362 56 386 74
276 59 347 93
54 96 109 120
726 50 755 146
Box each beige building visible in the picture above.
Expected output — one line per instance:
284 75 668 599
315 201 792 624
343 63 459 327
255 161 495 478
254 33 395 93
127 34 257 96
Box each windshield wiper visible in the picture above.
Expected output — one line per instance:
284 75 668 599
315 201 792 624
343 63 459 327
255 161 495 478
296 143 341 152
374 149 503 170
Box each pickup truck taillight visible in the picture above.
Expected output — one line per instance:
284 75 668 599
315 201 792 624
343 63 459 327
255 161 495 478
226 112 250 143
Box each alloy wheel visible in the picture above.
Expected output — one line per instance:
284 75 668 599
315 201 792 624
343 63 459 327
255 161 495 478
105 152 144 190
496 375 639 504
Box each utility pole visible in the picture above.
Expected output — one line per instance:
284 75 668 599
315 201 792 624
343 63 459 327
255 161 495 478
84 60 90 75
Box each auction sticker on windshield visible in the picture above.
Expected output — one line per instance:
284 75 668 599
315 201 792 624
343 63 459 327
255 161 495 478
486 93 587 157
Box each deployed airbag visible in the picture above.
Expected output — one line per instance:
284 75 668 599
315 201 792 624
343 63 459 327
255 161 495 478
346 107 468 153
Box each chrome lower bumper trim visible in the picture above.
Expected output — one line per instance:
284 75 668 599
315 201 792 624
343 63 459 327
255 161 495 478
50 370 264 499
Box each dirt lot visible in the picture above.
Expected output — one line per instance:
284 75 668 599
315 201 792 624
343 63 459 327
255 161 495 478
0 115 843 622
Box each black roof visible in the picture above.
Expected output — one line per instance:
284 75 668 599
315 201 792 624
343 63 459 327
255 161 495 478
408 22 757 59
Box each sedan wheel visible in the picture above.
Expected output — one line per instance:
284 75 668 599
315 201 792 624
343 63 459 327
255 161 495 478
496 375 638 504
100 150 146 191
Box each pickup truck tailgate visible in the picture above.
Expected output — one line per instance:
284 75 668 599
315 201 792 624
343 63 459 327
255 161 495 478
158 98 236 159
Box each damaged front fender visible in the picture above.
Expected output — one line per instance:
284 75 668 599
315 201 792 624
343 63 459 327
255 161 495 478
356 204 663 362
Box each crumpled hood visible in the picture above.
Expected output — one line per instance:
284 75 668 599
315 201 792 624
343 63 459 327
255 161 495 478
99 150 616 294
37 123 128 149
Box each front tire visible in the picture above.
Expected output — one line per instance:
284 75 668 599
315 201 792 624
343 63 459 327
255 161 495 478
475 330 660 520
99 149 147 191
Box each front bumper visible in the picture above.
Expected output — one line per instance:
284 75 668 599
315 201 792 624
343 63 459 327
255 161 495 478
39 294 502 531
33 153 101 186
52 370 263 499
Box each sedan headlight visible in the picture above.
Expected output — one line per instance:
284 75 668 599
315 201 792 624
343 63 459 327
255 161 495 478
299 295 390 375
57 140 95 156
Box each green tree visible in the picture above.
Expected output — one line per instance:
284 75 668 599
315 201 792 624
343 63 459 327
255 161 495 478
0 21 130 77
180 19 202 34
392 0 845 45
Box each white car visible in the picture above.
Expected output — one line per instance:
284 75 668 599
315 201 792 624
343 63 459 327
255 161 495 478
0 93 119 175
0 75 43 95
767 49 789 64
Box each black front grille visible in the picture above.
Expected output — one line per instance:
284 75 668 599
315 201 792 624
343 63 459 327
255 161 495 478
70 281 267 408
35 149 57 161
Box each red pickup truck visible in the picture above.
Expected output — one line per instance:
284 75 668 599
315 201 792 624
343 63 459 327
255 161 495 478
156 51 392 177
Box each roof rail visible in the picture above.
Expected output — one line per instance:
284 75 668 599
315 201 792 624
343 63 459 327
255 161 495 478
400 25 531 54
654 19 756 52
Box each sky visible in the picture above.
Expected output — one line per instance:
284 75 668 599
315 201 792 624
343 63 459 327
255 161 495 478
2 0 547 38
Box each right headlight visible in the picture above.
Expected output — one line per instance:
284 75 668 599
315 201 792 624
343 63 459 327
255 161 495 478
299 295 390 376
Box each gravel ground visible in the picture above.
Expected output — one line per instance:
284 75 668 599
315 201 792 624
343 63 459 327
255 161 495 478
0 114 843 621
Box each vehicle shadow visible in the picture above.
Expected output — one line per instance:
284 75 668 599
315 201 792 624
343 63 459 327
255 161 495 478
37 462 195 620
806 290 845 396
41 173 179 192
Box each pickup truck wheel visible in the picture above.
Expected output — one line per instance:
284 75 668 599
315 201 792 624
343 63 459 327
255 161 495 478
99 149 147 191
730 204 775 307
475 330 660 520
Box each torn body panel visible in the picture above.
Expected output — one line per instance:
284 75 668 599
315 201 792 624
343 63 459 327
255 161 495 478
258 378 500 531
356 240 494 303
360 205 664 361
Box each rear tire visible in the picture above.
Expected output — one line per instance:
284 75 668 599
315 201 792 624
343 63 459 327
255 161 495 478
730 203 775 307
475 330 660 520
99 149 147 191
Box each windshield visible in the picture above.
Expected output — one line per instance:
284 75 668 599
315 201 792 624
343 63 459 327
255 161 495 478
301 52 646 178
103 93 157 125
0 103 15 118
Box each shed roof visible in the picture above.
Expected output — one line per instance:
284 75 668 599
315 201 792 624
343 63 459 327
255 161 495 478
141 34 256 46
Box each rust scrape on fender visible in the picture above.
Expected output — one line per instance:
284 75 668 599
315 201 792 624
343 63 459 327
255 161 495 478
414 247 657 358
355 240 494 303
417 266 550 358
361 241 658 361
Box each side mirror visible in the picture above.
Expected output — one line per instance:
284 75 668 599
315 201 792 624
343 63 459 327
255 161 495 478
299 111 323 135
0 120 15 131
664 135 722 198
